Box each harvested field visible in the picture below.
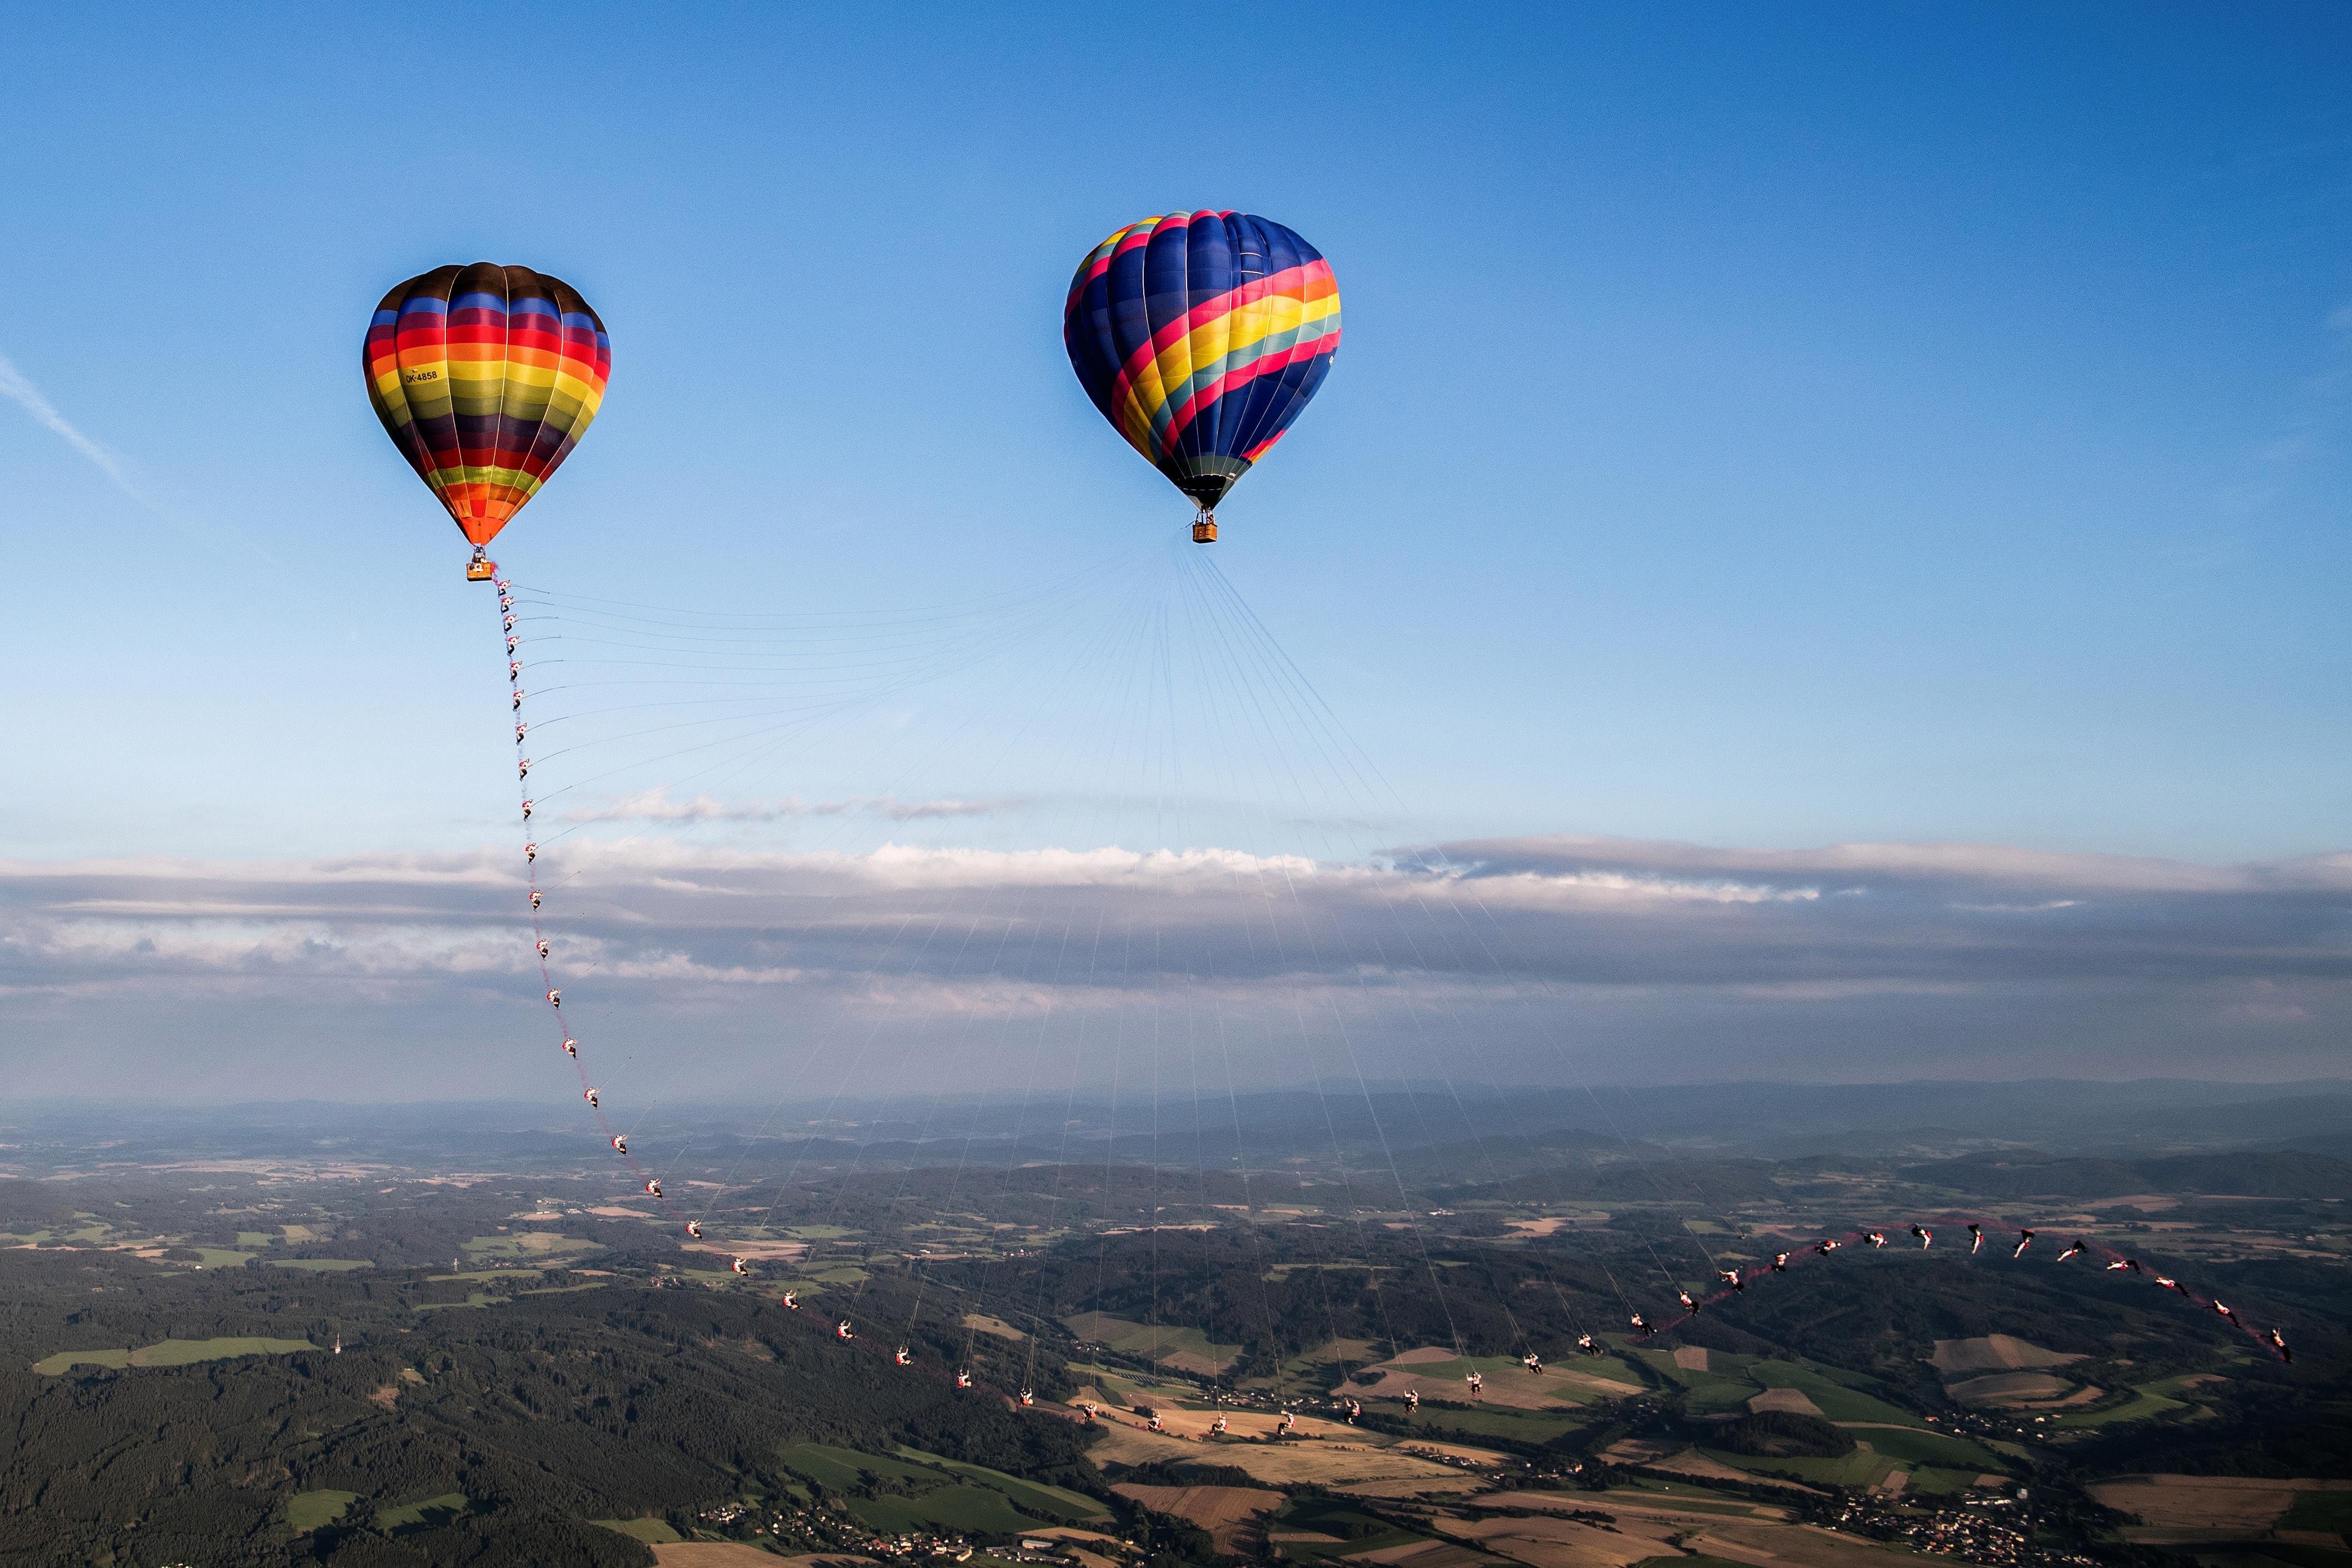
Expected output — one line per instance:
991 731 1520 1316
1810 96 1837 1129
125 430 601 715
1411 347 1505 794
1690 1520 1932 1565
1446 1494 1909 1567
686 1238 807 1264
656 1547 806 1567
1392 1440 1502 1466
1112 1484 1282 1554
1343 1541 1486 1568
1338 1347 1637 1410
1745 1387 1823 1417
2087 1474 2352 1544
1068 1390 1355 1443
1930 1335 2083 1377
962 1313 1025 1341
1502 1215 1602 1237
1599 1441 1822 1494
1943 1372 2073 1406
1081 1419 1481 1492
1671 1347 1710 1372
1433 1509 1676 1568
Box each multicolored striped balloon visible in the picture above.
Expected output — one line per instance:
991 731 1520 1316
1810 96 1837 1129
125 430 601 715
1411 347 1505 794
364 264 611 549
1064 211 1340 517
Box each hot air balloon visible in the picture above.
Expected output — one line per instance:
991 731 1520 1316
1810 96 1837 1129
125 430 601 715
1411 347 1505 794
363 263 611 578
1064 212 1339 543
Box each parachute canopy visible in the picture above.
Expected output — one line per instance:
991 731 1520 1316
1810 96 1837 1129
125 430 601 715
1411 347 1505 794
364 263 610 548
1063 211 1339 517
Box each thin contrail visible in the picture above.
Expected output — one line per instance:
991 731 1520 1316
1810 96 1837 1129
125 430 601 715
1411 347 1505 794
0 351 155 505
1 350 276 560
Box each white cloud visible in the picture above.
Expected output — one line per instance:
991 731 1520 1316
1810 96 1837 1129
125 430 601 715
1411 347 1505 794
2 832 2346 1097
566 786 1024 824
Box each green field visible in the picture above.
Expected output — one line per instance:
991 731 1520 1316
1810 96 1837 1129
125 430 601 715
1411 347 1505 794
188 1248 256 1269
778 1441 936 1490
1382 1403 1589 1443
1748 1362 1923 1426
1904 1466 1994 1496
850 1483 1039 1536
593 1517 685 1544
460 1233 599 1259
2282 1491 2352 1536
1063 1311 1243 1371
1271 1498 1428 1561
33 1336 316 1375
1701 1446 1896 1489
783 1442 1109 1533
414 1292 509 1312
235 1230 277 1247
2058 1381 2190 1429
377 1492 468 1531
901 1451 1110 1522
270 1258 370 1272
1840 1425 2002 1471
286 1490 359 1532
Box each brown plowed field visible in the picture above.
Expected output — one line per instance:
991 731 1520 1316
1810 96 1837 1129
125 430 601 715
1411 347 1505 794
1112 1483 1282 1554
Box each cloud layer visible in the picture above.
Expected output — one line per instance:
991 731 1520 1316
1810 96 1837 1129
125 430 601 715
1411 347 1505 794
3 833 2346 1100
567 787 1024 824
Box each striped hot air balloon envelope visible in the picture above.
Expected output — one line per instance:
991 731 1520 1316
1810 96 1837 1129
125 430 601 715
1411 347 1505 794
364 263 610 554
1063 212 1339 539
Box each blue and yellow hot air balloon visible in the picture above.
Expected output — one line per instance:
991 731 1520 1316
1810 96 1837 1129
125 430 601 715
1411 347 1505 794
1063 212 1339 542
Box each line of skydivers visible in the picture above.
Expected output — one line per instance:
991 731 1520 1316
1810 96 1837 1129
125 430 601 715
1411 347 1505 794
499 576 2293 1382
1613 1220 2290 1364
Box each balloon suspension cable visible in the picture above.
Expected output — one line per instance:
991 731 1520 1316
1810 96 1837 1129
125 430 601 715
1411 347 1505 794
492 560 693 1242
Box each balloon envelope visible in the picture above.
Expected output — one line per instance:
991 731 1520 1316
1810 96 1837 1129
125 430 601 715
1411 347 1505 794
1064 211 1340 514
364 263 611 548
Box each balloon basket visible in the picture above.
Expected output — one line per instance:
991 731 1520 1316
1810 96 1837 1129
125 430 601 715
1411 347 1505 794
1191 515 1218 544
466 554 497 582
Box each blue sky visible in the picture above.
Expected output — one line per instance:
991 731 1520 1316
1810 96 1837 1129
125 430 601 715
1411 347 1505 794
3 4 2349 1096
